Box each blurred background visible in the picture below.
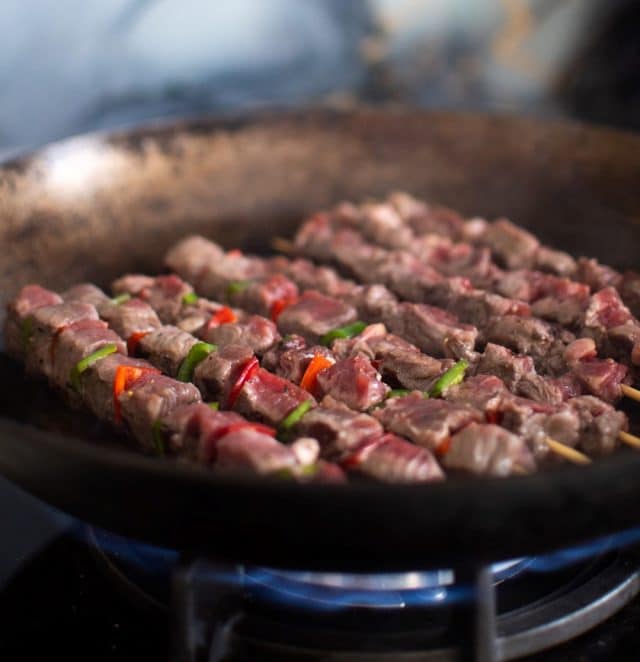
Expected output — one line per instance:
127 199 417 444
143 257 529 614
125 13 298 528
0 0 638 152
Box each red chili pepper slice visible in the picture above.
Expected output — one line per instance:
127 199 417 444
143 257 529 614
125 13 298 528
127 331 149 355
299 354 334 393
435 436 452 457
206 306 237 331
270 296 298 322
341 435 385 469
113 365 160 423
226 357 259 410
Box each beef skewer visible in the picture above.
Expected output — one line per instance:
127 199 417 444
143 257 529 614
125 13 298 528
5 285 343 482
290 210 640 377
160 241 637 460
385 191 640 317
163 236 631 409
111 273 631 466
62 284 445 483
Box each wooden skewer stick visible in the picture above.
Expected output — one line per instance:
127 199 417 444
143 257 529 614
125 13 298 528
545 436 591 465
621 384 640 402
271 237 295 254
619 430 640 449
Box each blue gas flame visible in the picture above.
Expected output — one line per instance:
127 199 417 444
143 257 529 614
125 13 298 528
82 523 640 611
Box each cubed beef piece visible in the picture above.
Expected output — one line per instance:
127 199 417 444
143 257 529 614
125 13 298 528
62 283 111 309
233 275 298 318
374 394 482 452
316 356 389 411
387 303 477 359
535 246 577 277
575 258 622 292
359 202 414 249
216 428 298 475
294 404 383 459
343 284 398 323
193 344 255 404
202 315 279 356
443 423 535 476
119 374 201 451
483 315 554 357
482 218 540 270
571 359 628 404
137 325 198 377
233 367 315 427
101 298 161 339
568 396 628 456
51 320 126 390
345 433 444 483
164 236 225 286
278 291 357 343
4 285 63 357
83 354 153 423
445 374 507 411
27 302 100 377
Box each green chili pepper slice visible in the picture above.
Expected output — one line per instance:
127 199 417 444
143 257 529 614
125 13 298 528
151 419 165 456
182 292 199 305
207 401 220 411
226 280 252 298
110 293 131 305
20 317 33 353
177 342 217 382
70 343 119 392
320 320 367 346
279 399 313 431
429 360 468 398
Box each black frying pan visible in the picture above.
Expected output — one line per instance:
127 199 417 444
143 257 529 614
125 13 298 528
1 109 640 572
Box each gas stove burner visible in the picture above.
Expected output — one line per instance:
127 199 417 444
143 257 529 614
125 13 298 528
82 526 640 661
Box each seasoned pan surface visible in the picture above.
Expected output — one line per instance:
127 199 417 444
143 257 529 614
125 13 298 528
1 109 640 570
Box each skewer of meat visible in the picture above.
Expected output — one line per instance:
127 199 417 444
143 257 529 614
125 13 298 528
162 236 631 408
385 191 640 317
290 209 640 377
4 285 343 482
62 284 445 483
109 273 631 466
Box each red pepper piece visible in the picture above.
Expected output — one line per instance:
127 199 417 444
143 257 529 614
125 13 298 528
226 356 260 410
435 436 452 457
299 354 334 393
113 364 160 423
270 296 298 322
206 306 237 331
127 331 149 355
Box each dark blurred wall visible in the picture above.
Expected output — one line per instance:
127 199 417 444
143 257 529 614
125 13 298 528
0 0 637 151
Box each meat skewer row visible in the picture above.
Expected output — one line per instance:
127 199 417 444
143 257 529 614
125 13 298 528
61 284 446 483
109 273 630 465
290 211 640 377
4 285 344 482
380 191 640 319
163 236 631 408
